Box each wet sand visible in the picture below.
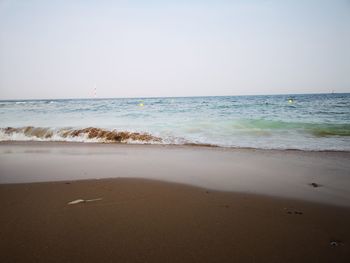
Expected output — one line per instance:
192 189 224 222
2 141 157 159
0 142 350 262
1 141 350 206
0 178 349 263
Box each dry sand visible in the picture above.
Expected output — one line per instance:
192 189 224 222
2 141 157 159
0 142 350 262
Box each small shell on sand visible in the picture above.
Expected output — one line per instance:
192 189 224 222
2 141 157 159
68 198 102 205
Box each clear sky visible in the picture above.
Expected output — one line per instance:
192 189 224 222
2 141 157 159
0 0 349 99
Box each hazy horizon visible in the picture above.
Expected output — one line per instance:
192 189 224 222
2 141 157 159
1 91 350 102
1 0 349 100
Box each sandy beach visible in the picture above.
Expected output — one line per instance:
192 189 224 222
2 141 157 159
2 0 349 261
0 142 350 262
1 141 350 206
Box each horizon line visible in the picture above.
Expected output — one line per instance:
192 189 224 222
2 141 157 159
0 91 349 101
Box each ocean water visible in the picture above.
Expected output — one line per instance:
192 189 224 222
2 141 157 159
0 93 349 151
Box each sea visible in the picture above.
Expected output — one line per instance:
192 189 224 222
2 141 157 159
0 93 349 151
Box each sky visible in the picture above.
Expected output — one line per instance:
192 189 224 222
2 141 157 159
0 0 349 99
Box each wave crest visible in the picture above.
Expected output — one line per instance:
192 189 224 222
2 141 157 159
0 127 162 143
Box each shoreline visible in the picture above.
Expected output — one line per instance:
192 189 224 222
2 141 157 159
1 140 350 153
0 177 349 262
1 141 350 207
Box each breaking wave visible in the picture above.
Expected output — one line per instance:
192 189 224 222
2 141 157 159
0 127 162 144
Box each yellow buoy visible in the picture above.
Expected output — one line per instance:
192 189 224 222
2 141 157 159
139 103 144 107
288 99 293 103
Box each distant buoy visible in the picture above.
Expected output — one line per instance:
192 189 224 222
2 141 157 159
288 99 293 103
139 103 144 107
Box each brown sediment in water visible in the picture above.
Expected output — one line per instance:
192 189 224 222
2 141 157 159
1 126 162 143
4 126 53 139
66 127 162 142
3 127 16 134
